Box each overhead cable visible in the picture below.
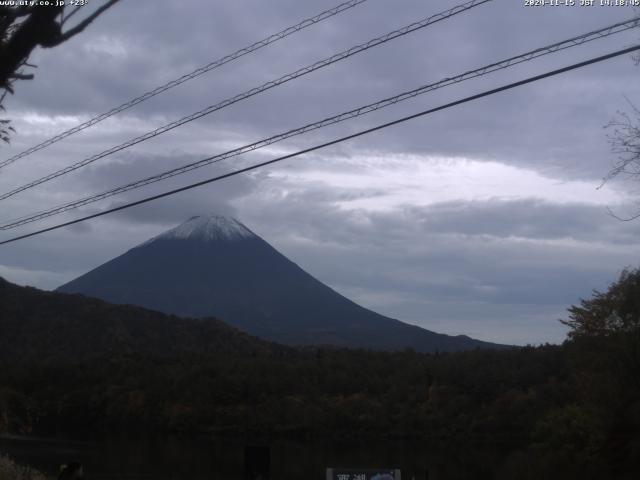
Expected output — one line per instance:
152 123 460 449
3 17 638 229
0 0 492 200
1 43 638 246
0 0 372 170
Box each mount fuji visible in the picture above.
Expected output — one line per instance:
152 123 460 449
57 214 501 352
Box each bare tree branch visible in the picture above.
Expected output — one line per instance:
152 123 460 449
61 5 84 27
0 6 64 84
55 0 120 45
9 72 33 80
0 1 121 143
0 6 36 20
606 205 640 222
604 100 640 183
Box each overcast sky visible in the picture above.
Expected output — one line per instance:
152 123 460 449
1 0 639 345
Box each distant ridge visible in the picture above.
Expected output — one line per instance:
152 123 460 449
57 214 504 352
0 276 280 362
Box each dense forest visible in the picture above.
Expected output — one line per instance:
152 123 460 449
0 271 639 478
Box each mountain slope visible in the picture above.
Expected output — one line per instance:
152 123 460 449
58 214 502 352
0 276 279 362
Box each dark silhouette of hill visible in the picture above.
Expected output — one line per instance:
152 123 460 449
57 214 503 353
1 265 637 477
0 276 280 362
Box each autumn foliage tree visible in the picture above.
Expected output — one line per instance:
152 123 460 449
563 268 640 340
561 268 640 471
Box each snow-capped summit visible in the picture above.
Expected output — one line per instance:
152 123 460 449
153 214 255 243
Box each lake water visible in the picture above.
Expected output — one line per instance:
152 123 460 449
0 433 527 480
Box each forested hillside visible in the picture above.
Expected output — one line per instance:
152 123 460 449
0 277 282 360
1 272 639 477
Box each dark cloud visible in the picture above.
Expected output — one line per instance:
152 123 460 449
5 0 637 180
406 199 640 244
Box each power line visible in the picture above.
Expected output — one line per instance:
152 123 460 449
0 0 492 201
3 17 638 230
0 0 372 170
1 44 637 246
